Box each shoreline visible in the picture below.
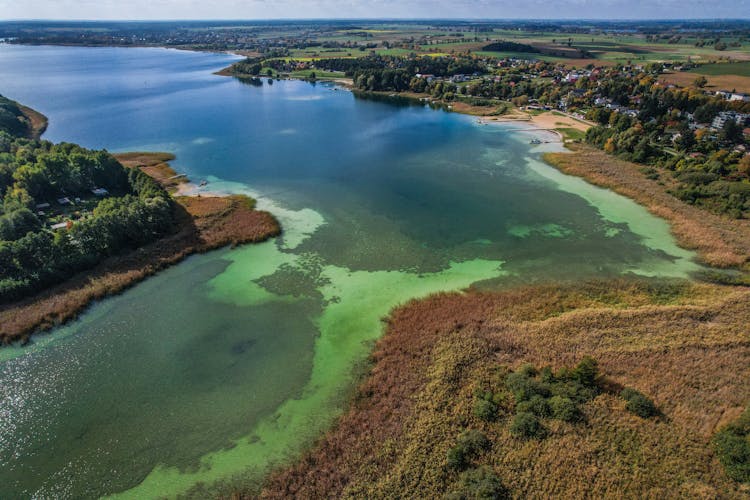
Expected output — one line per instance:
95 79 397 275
216 66 355 87
544 144 750 270
464 104 749 271
17 102 48 139
5 50 748 495
0 152 281 345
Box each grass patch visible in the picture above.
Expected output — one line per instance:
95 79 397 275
692 61 750 77
289 69 346 79
556 127 586 141
713 407 750 483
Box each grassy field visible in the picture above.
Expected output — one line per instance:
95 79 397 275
660 71 750 94
692 61 750 77
474 50 567 62
556 127 586 141
289 69 346 79
214 23 750 76
259 280 750 498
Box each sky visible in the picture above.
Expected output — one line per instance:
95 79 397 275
1 0 749 21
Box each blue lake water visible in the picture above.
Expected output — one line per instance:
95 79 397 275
0 45 699 498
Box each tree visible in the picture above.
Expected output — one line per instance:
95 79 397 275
572 356 599 387
720 119 744 145
693 75 708 88
675 128 696 151
473 398 498 422
621 388 658 418
446 467 510 500
447 430 490 470
510 412 546 439
549 395 581 422
737 155 750 177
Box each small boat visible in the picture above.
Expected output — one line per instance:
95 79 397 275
530 139 542 144
199 180 208 187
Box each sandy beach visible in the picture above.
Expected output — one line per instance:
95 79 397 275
478 109 593 132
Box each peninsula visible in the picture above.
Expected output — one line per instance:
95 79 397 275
0 100 280 344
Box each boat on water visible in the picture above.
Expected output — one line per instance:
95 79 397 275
530 138 542 144
199 180 208 187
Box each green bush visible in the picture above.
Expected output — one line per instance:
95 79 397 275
447 445 470 471
549 395 581 422
505 372 550 402
473 398 498 422
510 412 546 439
712 407 750 483
445 466 510 500
447 430 490 470
516 395 551 417
549 379 596 404
572 356 600 388
621 388 658 418
458 429 490 452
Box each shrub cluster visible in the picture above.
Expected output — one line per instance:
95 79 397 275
471 357 660 442
503 357 600 439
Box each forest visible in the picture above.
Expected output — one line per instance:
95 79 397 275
0 105 174 302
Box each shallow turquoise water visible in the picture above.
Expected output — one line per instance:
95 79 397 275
0 45 699 498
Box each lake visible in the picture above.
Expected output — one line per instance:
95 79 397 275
0 45 699 498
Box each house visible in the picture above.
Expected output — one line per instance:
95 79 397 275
35 202 50 210
91 187 109 196
57 197 71 205
712 111 750 130
729 93 750 102
51 221 70 231
415 73 435 82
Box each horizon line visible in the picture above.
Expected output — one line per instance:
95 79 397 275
3 17 750 23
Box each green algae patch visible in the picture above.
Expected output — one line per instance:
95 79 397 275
111 258 506 499
206 241 300 306
508 223 572 239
